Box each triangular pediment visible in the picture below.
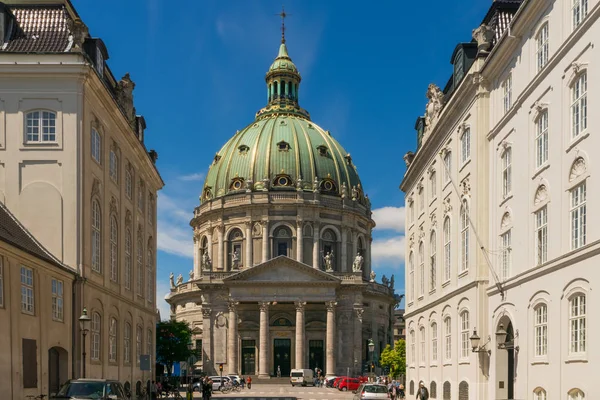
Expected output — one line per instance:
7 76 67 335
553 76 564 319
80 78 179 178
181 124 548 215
223 256 341 284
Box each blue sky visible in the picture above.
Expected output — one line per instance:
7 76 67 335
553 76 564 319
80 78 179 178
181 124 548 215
72 0 492 318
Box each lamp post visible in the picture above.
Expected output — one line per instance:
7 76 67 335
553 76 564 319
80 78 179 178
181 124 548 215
187 340 193 387
368 338 375 382
78 308 91 378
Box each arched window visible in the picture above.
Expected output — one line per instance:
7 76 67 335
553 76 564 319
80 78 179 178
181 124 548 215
536 23 549 71
458 381 469 400
460 201 469 272
110 216 118 282
430 170 437 198
535 110 549 168
444 317 452 360
91 312 101 361
533 387 547 400
570 182 587 250
418 242 425 296
534 304 548 356
273 226 292 257
146 247 153 303
571 72 587 138
443 151 452 184
409 252 415 302
410 330 415 363
227 228 244 269
569 294 586 354
460 311 470 359
136 238 143 296
125 229 132 290
429 231 437 291
501 148 512 198
91 200 102 273
420 326 426 363
460 128 470 164
430 381 437 398
409 381 415 395
568 389 584 400
443 381 451 400
109 317 118 362
443 217 451 282
124 322 132 364
431 322 438 362
136 325 142 365
321 229 337 271
26 110 56 142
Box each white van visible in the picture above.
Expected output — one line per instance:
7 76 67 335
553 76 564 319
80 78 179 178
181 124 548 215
290 369 315 386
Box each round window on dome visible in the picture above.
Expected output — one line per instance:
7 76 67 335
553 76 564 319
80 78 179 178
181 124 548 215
321 179 337 193
230 179 244 191
278 177 289 186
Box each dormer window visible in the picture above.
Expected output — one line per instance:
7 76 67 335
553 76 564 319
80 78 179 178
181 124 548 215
320 178 337 193
96 47 104 77
273 174 293 187
230 178 245 191
238 145 249 155
277 141 290 152
317 145 328 157
454 49 464 85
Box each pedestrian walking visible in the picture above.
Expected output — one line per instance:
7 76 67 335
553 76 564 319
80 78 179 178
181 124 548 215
277 365 281 377
416 381 429 400
240 376 245 389
150 380 157 400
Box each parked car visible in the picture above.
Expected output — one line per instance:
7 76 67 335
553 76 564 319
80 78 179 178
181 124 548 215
228 375 242 385
332 376 347 388
352 383 390 399
208 376 231 391
324 376 337 387
52 379 128 399
339 377 361 392
290 369 315 386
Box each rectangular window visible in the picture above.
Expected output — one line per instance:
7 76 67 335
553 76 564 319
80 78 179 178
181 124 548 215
535 207 548 265
419 244 425 296
109 318 117 362
20 266 34 314
569 295 586 353
444 318 452 360
136 326 142 365
147 329 153 356
534 305 548 356
91 313 101 361
26 111 56 142
419 188 424 213
125 231 132 290
125 169 133 199
572 0 588 29
138 181 145 211
570 183 586 250
22 338 38 388
431 323 438 362
460 128 470 164
0 256 3 307
536 24 549 71
96 47 104 76
443 152 452 184
502 74 512 114
409 201 414 224
502 148 512 198
109 150 118 182
444 219 451 282
420 328 425 363
460 312 470 359
91 128 102 164
536 111 549 168
148 194 153 225
430 233 436 291
430 171 436 198
410 331 415 363
51 279 64 321
124 323 131 364
571 73 587 138
500 230 511 280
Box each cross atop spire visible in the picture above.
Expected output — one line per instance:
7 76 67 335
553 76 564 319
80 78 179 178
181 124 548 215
276 6 288 44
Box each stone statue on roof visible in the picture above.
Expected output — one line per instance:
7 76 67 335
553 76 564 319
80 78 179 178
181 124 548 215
176 274 183 286
189 269 194 281
352 251 364 272
424 83 445 133
202 251 212 270
170 272 175 289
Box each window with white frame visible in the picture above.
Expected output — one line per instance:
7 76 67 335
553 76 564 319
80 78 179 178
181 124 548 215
571 72 587 138
91 200 101 273
443 217 451 282
137 238 143 296
20 266 34 314
124 322 131 364
431 322 438 362
0 256 4 307
51 278 63 321
534 304 548 357
569 294 586 354
26 110 56 142
418 242 425 296
125 229 132 290
91 312 101 360
419 187 424 213
138 180 145 211
460 311 469 359
570 182 586 250
443 152 452 184
430 171 437 198
420 327 426 363
460 201 469 272
535 207 548 265
429 231 436 291
444 317 452 360
568 389 585 400
410 330 416 363
96 47 104 77
536 23 549 71
147 329 153 356
146 248 153 303
409 200 414 225
110 216 118 282
502 74 512 114
572 0 588 29
409 252 414 303
125 168 133 199
109 317 117 362
136 325 142 365
91 128 102 164
535 110 548 168
109 150 118 182
500 230 511 280
501 148 512 198
460 128 470 164
533 388 547 400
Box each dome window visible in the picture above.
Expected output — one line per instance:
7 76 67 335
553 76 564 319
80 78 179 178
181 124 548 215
317 145 328 157
238 145 249 155
277 141 290 152
320 178 337 193
273 173 293 187
230 178 245 191
202 186 213 201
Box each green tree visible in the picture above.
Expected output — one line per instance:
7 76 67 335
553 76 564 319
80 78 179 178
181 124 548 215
156 320 197 377
379 339 406 378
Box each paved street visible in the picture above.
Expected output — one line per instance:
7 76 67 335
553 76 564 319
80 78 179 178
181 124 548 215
177 384 356 400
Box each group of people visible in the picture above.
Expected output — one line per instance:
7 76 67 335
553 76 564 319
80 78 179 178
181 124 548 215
313 368 325 387
385 379 406 400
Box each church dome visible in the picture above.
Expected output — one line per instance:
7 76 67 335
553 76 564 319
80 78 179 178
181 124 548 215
201 41 367 205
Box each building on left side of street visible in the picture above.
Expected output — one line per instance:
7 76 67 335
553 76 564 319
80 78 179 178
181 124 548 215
0 202 76 399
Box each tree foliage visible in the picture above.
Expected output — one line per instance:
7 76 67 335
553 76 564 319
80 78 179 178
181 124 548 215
156 320 197 376
379 339 406 378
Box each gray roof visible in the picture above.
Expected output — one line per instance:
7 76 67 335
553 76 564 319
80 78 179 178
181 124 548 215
1 4 72 53
0 202 71 271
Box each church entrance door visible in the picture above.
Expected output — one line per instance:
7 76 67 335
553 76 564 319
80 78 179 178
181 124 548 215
273 338 291 377
241 340 256 375
308 340 324 372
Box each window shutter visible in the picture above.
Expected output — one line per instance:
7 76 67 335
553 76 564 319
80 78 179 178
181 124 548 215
22 338 38 388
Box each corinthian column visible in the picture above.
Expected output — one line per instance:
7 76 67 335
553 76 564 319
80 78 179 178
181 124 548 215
258 301 270 378
296 221 304 263
261 221 269 263
217 226 224 270
295 301 306 369
312 224 320 269
325 300 337 377
245 222 253 267
227 300 239 374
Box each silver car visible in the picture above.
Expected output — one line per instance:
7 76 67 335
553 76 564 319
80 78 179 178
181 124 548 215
52 379 128 399
352 383 389 399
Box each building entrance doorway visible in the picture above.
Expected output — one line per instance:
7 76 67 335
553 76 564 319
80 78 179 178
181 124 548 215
273 339 291 377
495 317 515 400
48 346 67 395
241 340 256 375
308 340 324 372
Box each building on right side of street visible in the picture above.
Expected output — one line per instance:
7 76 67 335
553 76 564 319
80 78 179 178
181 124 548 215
402 0 598 399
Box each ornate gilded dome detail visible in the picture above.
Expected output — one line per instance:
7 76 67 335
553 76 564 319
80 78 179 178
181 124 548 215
229 177 245 192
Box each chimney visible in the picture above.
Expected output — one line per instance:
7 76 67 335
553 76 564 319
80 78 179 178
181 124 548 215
116 73 136 126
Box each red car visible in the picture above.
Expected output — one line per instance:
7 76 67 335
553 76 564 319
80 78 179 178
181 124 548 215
338 377 361 391
333 377 347 388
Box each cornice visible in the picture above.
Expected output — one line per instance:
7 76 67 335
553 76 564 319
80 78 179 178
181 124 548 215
403 280 481 320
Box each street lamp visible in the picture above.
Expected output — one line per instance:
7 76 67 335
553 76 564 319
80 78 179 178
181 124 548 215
496 323 519 351
368 338 375 382
78 308 91 378
469 328 490 353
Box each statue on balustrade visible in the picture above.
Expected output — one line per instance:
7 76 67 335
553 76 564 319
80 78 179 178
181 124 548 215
382 274 389 286
176 274 183 286
231 249 241 269
323 250 334 272
352 251 364 272
169 272 175 289
202 251 212 270
189 269 194 281
370 270 376 282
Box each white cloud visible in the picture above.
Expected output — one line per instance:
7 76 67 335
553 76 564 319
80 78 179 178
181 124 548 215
157 193 194 258
371 235 406 267
372 206 405 233
178 172 206 182
156 280 172 322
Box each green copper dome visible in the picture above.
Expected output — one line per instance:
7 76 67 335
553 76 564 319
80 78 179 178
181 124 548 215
201 42 366 205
